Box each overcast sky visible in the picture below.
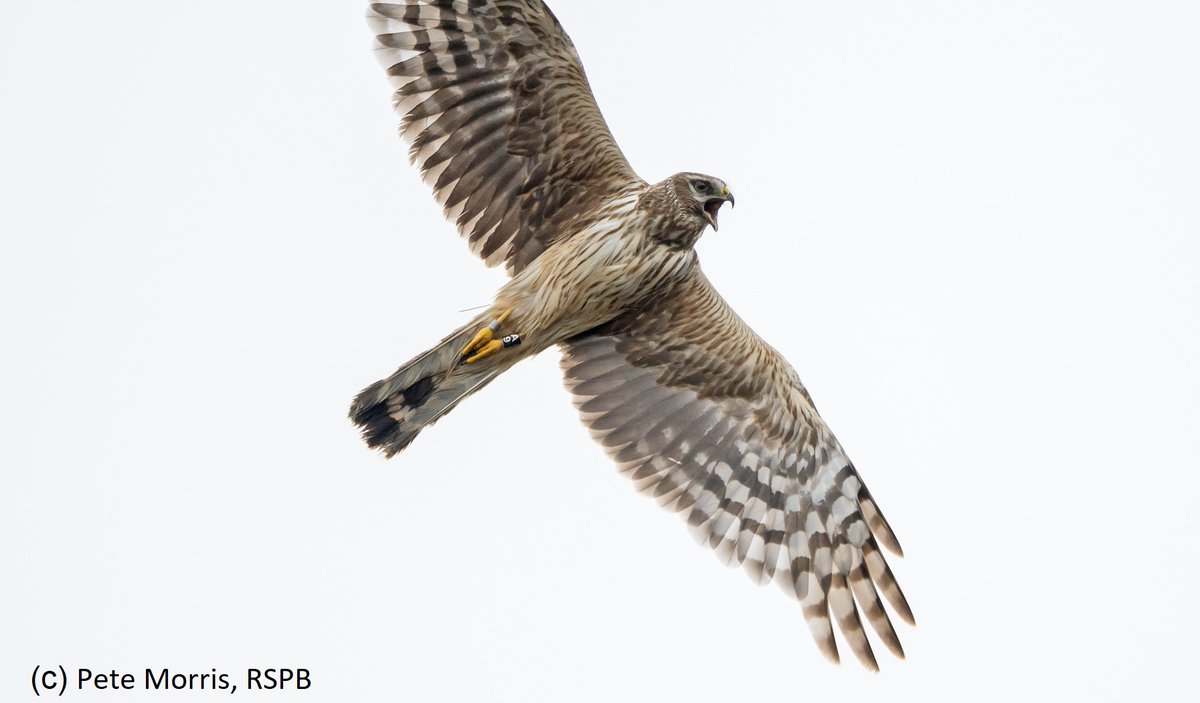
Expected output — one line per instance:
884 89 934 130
3 1 1198 701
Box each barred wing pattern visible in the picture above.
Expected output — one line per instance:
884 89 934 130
560 271 914 669
368 1 641 273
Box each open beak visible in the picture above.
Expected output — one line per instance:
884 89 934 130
703 187 735 231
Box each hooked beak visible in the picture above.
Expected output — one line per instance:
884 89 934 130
703 187 735 231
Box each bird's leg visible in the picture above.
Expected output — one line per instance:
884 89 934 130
459 307 521 365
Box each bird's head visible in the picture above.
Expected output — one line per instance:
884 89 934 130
669 172 735 232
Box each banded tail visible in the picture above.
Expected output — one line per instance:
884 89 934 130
349 317 509 457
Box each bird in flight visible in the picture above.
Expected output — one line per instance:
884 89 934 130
350 0 913 668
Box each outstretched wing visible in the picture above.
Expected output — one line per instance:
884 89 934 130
368 1 642 273
559 270 914 669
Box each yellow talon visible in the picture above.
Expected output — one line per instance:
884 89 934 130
458 307 517 365
462 339 504 364
460 326 495 358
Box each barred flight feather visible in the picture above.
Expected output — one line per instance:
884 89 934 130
367 1 641 273
560 270 913 670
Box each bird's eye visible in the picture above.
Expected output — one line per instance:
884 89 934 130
693 181 709 192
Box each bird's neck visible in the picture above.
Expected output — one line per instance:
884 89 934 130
637 185 706 250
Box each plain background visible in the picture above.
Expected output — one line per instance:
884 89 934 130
3 1 1198 700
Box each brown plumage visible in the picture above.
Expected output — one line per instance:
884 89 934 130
350 0 913 668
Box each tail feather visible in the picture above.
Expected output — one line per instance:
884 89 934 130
349 319 505 457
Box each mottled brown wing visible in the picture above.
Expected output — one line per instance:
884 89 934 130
559 270 914 669
368 1 642 273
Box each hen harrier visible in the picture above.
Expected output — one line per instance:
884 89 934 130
350 0 913 668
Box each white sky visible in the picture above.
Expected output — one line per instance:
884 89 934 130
3 1 1199 700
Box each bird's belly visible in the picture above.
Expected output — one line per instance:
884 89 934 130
502 232 695 348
